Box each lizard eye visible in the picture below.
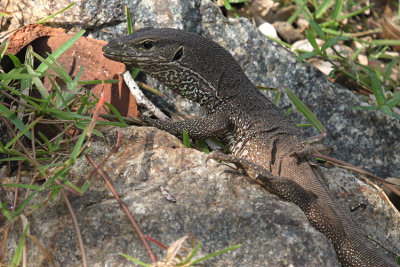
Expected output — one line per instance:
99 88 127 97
173 46 184 61
142 41 154 49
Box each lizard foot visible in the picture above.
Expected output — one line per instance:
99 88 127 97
208 151 267 179
208 151 317 208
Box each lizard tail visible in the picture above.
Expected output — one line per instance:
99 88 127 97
304 166 398 267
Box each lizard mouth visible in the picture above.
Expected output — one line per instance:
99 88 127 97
103 52 119 60
102 44 131 62
103 52 136 65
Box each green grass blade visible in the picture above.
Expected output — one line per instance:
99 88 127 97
384 57 399 77
283 87 326 132
393 113 400 120
47 108 91 120
287 0 306 24
21 47 34 92
7 54 22 67
103 102 128 125
57 65 84 109
36 30 85 73
369 70 384 106
78 79 119 85
190 244 242 265
321 37 338 52
294 0 313 19
80 180 92 193
25 45 35 67
32 51 71 83
14 192 37 217
124 8 141 78
297 51 318 61
59 179 85 195
130 67 141 79
42 167 70 189
0 39 9 61
308 20 326 39
350 44 365 61
125 6 133 34
50 185 62 201
223 0 239 17
385 92 400 108
48 77 70 111
36 3 75 23
5 117 41 149
119 253 151 267
305 30 320 53
69 125 89 163
330 0 344 20
0 73 39 80
273 90 281 107
337 4 372 21
380 105 393 116
37 162 66 171
296 123 313 127
194 140 209 153
263 35 292 49
69 64 84 90
11 222 30 267
179 242 202 265
0 11 11 17
0 157 26 162
370 39 400 46
37 132 53 151
26 65 49 99
182 130 191 148
46 52 73 82
0 102 32 139
1 67 23 86
1 200 13 221
315 0 334 19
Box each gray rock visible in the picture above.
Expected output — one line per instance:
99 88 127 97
3 126 399 266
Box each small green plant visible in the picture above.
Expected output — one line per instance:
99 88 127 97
182 129 191 148
223 0 250 18
289 0 400 120
0 5 130 265
125 7 141 79
0 29 127 221
120 235 241 267
283 87 326 132
350 70 400 119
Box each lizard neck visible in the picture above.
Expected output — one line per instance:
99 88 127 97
143 59 251 114
142 62 216 106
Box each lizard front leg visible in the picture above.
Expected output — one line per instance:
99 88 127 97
142 112 231 140
208 151 317 211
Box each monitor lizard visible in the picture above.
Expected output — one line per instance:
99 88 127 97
102 27 398 267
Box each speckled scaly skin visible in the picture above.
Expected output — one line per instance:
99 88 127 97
103 28 397 266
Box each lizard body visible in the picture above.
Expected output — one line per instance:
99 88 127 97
103 28 397 266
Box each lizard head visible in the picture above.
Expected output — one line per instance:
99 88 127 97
103 27 249 106
103 27 186 68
